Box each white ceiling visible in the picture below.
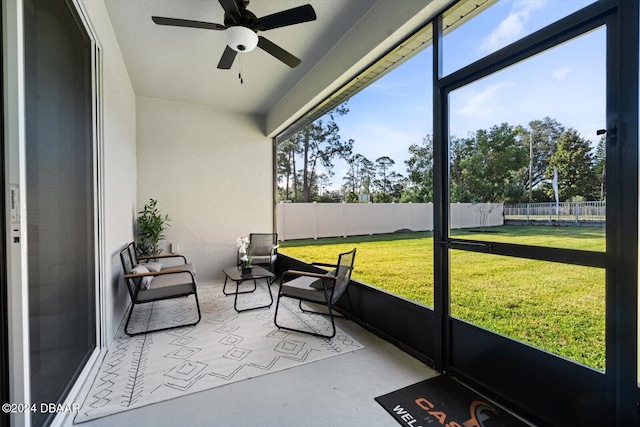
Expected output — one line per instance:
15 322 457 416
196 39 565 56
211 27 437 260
104 0 450 137
103 0 380 116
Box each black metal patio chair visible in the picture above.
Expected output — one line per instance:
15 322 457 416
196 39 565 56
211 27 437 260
237 233 279 278
119 244 201 336
274 248 356 339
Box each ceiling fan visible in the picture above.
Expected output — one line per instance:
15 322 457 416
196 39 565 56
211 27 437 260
152 0 316 70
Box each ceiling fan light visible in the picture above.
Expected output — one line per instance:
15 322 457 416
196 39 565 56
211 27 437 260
225 26 258 52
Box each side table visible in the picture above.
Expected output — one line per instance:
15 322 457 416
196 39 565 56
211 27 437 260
221 265 274 312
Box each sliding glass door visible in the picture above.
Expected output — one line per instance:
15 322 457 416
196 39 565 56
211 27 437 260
24 0 96 425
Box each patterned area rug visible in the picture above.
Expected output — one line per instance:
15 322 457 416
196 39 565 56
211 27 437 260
75 281 364 423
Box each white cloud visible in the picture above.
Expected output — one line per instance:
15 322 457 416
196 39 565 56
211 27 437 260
479 0 547 54
551 66 571 81
370 77 417 98
454 82 512 117
371 79 412 92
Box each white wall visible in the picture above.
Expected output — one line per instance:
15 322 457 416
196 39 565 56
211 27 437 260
136 97 273 281
82 0 137 343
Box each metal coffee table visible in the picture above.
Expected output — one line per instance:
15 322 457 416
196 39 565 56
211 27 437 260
222 265 274 312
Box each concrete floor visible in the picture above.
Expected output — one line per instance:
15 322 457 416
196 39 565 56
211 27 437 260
70 312 436 427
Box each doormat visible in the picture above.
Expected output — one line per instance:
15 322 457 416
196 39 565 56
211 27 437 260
375 375 530 427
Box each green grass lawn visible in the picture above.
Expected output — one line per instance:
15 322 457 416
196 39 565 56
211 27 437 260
279 226 606 371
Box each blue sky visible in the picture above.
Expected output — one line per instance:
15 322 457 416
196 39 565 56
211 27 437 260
327 0 602 191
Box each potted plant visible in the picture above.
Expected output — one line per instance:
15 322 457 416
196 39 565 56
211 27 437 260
136 198 171 256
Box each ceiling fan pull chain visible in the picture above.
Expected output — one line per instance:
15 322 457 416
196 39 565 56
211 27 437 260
239 54 244 84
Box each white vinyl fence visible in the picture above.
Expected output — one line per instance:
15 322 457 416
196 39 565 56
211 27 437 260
277 202 504 241
504 201 606 222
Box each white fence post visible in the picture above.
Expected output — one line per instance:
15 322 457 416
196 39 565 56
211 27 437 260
313 202 318 240
342 201 347 238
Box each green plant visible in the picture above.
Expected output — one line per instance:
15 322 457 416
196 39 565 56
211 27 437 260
136 198 171 256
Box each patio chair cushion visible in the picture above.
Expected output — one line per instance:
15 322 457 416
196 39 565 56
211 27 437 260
158 262 196 275
131 264 152 289
145 261 163 272
310 269 337 290
149 270 195 289
252 254 277 265
136 283 196 303
281 276 328 303
137 258 195 275
173 263 196 275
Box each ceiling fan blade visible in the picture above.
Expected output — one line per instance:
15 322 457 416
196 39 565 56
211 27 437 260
218 0 240 16
152 16 225 31
257 4 316 31
217 45 237 69
257 36 301 68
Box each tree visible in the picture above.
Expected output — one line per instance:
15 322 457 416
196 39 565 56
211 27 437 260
277 138 302 201
316 189 343 203
359 157 375 200
450 135 474 203
343 153 374 201
404 135 435 202
374 156 395 194
371 156 406 202
308 172 332 201
373 192 393 203
345 191 359 203
593 135 606 200
516 117 565 199
278 104 353 202
455 123 527 203
546 129 599 201
387 171 407 201
343 155 360 195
